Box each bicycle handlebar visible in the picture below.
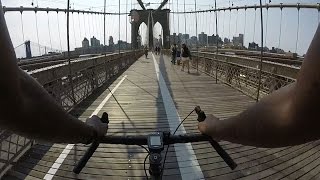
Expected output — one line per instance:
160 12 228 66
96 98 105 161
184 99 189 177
74 108 237 174
73 133 237 174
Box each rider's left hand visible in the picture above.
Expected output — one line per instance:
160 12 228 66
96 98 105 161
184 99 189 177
86 115 108 137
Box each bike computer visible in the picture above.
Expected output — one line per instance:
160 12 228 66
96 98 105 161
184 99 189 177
148 133 164 151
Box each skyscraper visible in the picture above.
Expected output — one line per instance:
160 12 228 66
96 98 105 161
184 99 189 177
198 32 208 46
109 36 114 46
82 38 89 48
90 36 100 47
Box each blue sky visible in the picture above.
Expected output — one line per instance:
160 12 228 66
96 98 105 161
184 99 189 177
2 0 320 57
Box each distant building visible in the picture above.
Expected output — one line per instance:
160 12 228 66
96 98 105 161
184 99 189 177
248 42 259 50
208 34 222 46
109 36 114 46
90 36 100 47
190 36 198 45
182 34 190 43
232 34 244 47
82 38 89 48
198 32 208 46
224 38 231 44
270 47 285 54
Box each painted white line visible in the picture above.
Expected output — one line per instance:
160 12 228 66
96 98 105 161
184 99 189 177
44 75 127 180
152 54 204 180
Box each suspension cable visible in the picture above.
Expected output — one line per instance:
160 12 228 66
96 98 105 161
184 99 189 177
88 13 91 38
256 0 264 102
184 0 186 35
56 12 63 51
253 7 257 42
195 0 199 72
215 0 218 55
47 12 53 50
264 7 269 48
177 0 180 35
126 0 128 49
83 13 87 38
91 13 95 38
20 12 25 42
295 4 300 53
235 9 238 37
66 0 76 104
34 12 41 55
72 12 77 48
244 8 247 44
118 0 121 53
278 4 283 49
98 14 102 45
228 9 231 41
78 12 82 41
222 10 225 39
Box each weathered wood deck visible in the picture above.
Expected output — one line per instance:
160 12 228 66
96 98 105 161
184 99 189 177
4 53 320 180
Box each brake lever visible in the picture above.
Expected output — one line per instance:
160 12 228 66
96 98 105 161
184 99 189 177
195 106 237 170
73 112 109 174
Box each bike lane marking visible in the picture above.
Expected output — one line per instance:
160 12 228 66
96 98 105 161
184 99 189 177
44 75 127 180
152 53 204 180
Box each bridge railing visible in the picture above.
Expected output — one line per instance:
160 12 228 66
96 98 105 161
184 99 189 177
162 49 297 100
191 51 297 99
0 50 143 178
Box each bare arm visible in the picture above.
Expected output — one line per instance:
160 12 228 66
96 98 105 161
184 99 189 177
199 24 320 148
0 2 106 143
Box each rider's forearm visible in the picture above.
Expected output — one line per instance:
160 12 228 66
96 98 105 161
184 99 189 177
3 70 95 144
213 83 319 148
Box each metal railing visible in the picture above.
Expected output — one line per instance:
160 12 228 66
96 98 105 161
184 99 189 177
190 51 296 100
0 50 143 178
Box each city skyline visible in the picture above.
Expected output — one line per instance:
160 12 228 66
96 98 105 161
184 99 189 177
2 0 319 57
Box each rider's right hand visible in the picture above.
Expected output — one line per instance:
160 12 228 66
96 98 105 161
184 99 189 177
198 114 220 139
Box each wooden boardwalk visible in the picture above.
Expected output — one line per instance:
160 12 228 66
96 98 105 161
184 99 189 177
4 53 320 180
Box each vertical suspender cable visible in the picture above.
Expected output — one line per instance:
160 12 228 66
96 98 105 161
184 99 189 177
244 8 247 45
57 12 63 51
126 0 128 49
177 0 180 36
47 12 53 50
256 0 264 102
278 4 283 49
253 7 257 43
264 6 268 48
222 10 225 39
317 3 320 24
104 0 106 54
295 3 300 54
184 0 186 35
215 0 218 83
194 0 198 72
228 8 231 41
83 13 87 38
91 13 95 37
78 12 82 41
72 12 77 48
20 12 25 42
88 13 91 38
235 9 238 37
35 11 41 55
119 0 121 54
66 0 76 104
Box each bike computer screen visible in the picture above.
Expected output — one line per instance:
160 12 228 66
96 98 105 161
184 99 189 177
150 136 161 146
148 134 164 151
